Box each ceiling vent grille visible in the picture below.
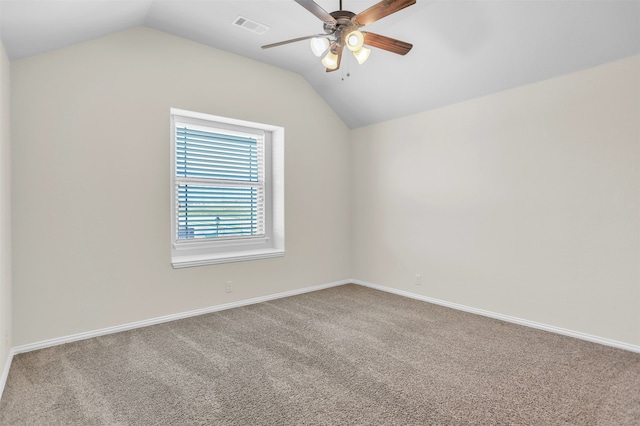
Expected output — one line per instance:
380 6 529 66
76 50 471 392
232 16 269 35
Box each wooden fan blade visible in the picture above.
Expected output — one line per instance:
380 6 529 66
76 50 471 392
262 34 327 49
326 45 343 72
362 31 413 55
295 0 336 23
354 0 416 27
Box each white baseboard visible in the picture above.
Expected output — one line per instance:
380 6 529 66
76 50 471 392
352 279 640 354
3 277 638 401
1 279 348 399
11 279 350 355
0 349 14 402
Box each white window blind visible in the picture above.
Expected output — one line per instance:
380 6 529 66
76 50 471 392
175 124 265 242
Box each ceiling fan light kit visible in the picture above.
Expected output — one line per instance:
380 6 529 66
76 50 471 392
310 37 330 57
321 48 339 69
345 30 364 51
262 0 415 73
352 46 371 64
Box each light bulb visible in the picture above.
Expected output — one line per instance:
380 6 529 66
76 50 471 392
321 50 339 69
310 37 330 57
352 47 371 65
345 30 364 52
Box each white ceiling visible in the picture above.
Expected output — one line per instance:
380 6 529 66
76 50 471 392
1 0 639 128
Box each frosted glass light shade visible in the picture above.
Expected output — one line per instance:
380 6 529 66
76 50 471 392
310 37 330 57
353 47 371 64
345 30 364 52
321 50 339 69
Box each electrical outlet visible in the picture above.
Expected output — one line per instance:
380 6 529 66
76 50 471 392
225 281 233 293
415 274 421 285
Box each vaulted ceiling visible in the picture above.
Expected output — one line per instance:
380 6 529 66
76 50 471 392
1 0 639 128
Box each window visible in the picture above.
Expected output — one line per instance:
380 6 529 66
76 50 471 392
170 109 284 268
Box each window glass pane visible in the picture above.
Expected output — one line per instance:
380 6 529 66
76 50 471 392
176 184 264 240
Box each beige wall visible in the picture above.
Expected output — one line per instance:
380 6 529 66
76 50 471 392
0 41 12 370
10 27 351 346
7 26 639 349
351 55 640 346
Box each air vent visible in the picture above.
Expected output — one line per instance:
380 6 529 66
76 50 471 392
232 16 269 35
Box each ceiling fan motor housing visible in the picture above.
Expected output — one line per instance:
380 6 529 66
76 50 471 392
326 10 357 46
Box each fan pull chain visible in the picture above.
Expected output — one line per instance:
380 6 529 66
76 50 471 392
341 57 351 81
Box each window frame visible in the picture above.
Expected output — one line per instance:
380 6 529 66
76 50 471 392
170 108 285 268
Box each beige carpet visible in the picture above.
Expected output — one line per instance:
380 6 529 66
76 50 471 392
1 284 639 425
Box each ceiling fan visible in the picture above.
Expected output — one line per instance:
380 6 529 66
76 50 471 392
262 0 416 72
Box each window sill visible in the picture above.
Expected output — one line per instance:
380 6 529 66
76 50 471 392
171 248 285 268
